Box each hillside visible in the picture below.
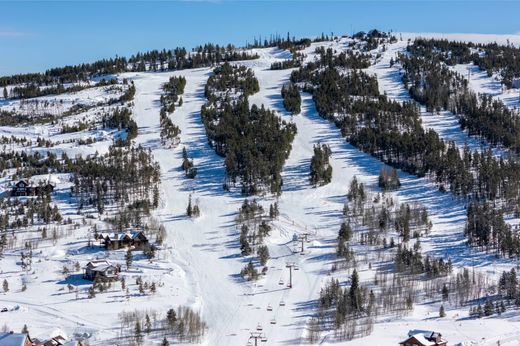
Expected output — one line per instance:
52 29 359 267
1 31 520 346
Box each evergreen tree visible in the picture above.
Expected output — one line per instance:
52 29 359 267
439 305 446 318
442 283 449 301
257 245 270 266
135 321 143 345
125 249 133 269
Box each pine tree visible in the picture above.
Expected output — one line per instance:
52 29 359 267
21 324 28 334
439 304 446 318
349 269 360 311
3 87 7 99
88 285 96 298
442 283 449 301
145 314 152 334
125 249 133 269
2 279 8 292
162 337 170 346
166 308 177 330
484 300 494 316
186 194 193 217
135 321 143 345
257 245 270 266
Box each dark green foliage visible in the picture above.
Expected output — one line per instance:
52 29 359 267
395 243 452 277
202 63 296 195
181 147 197 179
239 224 252 256
102 107 138 141
240 261 259 281
281 82 301 115
407 38 520 88
499 269 518 299
465 202 520 257
73 146 161 225
378 167 400 192
159 76 184 147
401 40 520 153
161 76 186 114
257 245 270 265
292 39 520 258
310 144 332 186
439 305 446 317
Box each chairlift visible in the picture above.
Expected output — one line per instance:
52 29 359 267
261 336 268 342
256 323 263 331
270 318 277 324
294 265 299 271
267 304 273 311
247 341 253 346
279 300 286 306
278 279 284 285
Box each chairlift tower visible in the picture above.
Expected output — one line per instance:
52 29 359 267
298 233 310 254
248 331 267 346
286 262 296 288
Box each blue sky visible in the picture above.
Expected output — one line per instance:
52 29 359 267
0 0 519 76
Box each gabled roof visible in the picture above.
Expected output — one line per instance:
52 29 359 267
99 231 146 241
0 333 29 346
90 264 116 273
401 330 446 346
85 260 111 268
14 180 30 187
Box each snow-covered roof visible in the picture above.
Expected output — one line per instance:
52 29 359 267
99 231 145 241
402 330 446 346
90 264 116 273
85 260 111 268
61 342 80 346
0 333 29 346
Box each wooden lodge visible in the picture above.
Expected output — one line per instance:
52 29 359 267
83 260 118 281
399 330 447 346
10 180 54 197
96 230 149 250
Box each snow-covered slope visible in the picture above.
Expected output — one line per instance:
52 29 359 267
1 33 520 346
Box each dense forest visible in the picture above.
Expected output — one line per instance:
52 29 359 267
281 82 301 115
399 41 520 153
405 38 520 88
310 144 332 186
201 63 296 195
291 42 520 257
